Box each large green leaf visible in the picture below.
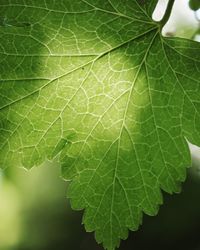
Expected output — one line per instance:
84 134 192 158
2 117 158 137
0 1 200 249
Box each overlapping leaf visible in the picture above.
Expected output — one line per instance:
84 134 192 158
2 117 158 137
0 1 200 249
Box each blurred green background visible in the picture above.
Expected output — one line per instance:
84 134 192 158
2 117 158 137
1 1 200 250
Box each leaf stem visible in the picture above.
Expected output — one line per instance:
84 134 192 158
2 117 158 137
159 0 175 28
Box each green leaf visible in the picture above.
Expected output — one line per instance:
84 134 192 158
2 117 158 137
0 1 200 249
189 0 200 11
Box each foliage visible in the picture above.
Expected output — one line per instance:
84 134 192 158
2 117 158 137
189 0 200 11
0 1 200 249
